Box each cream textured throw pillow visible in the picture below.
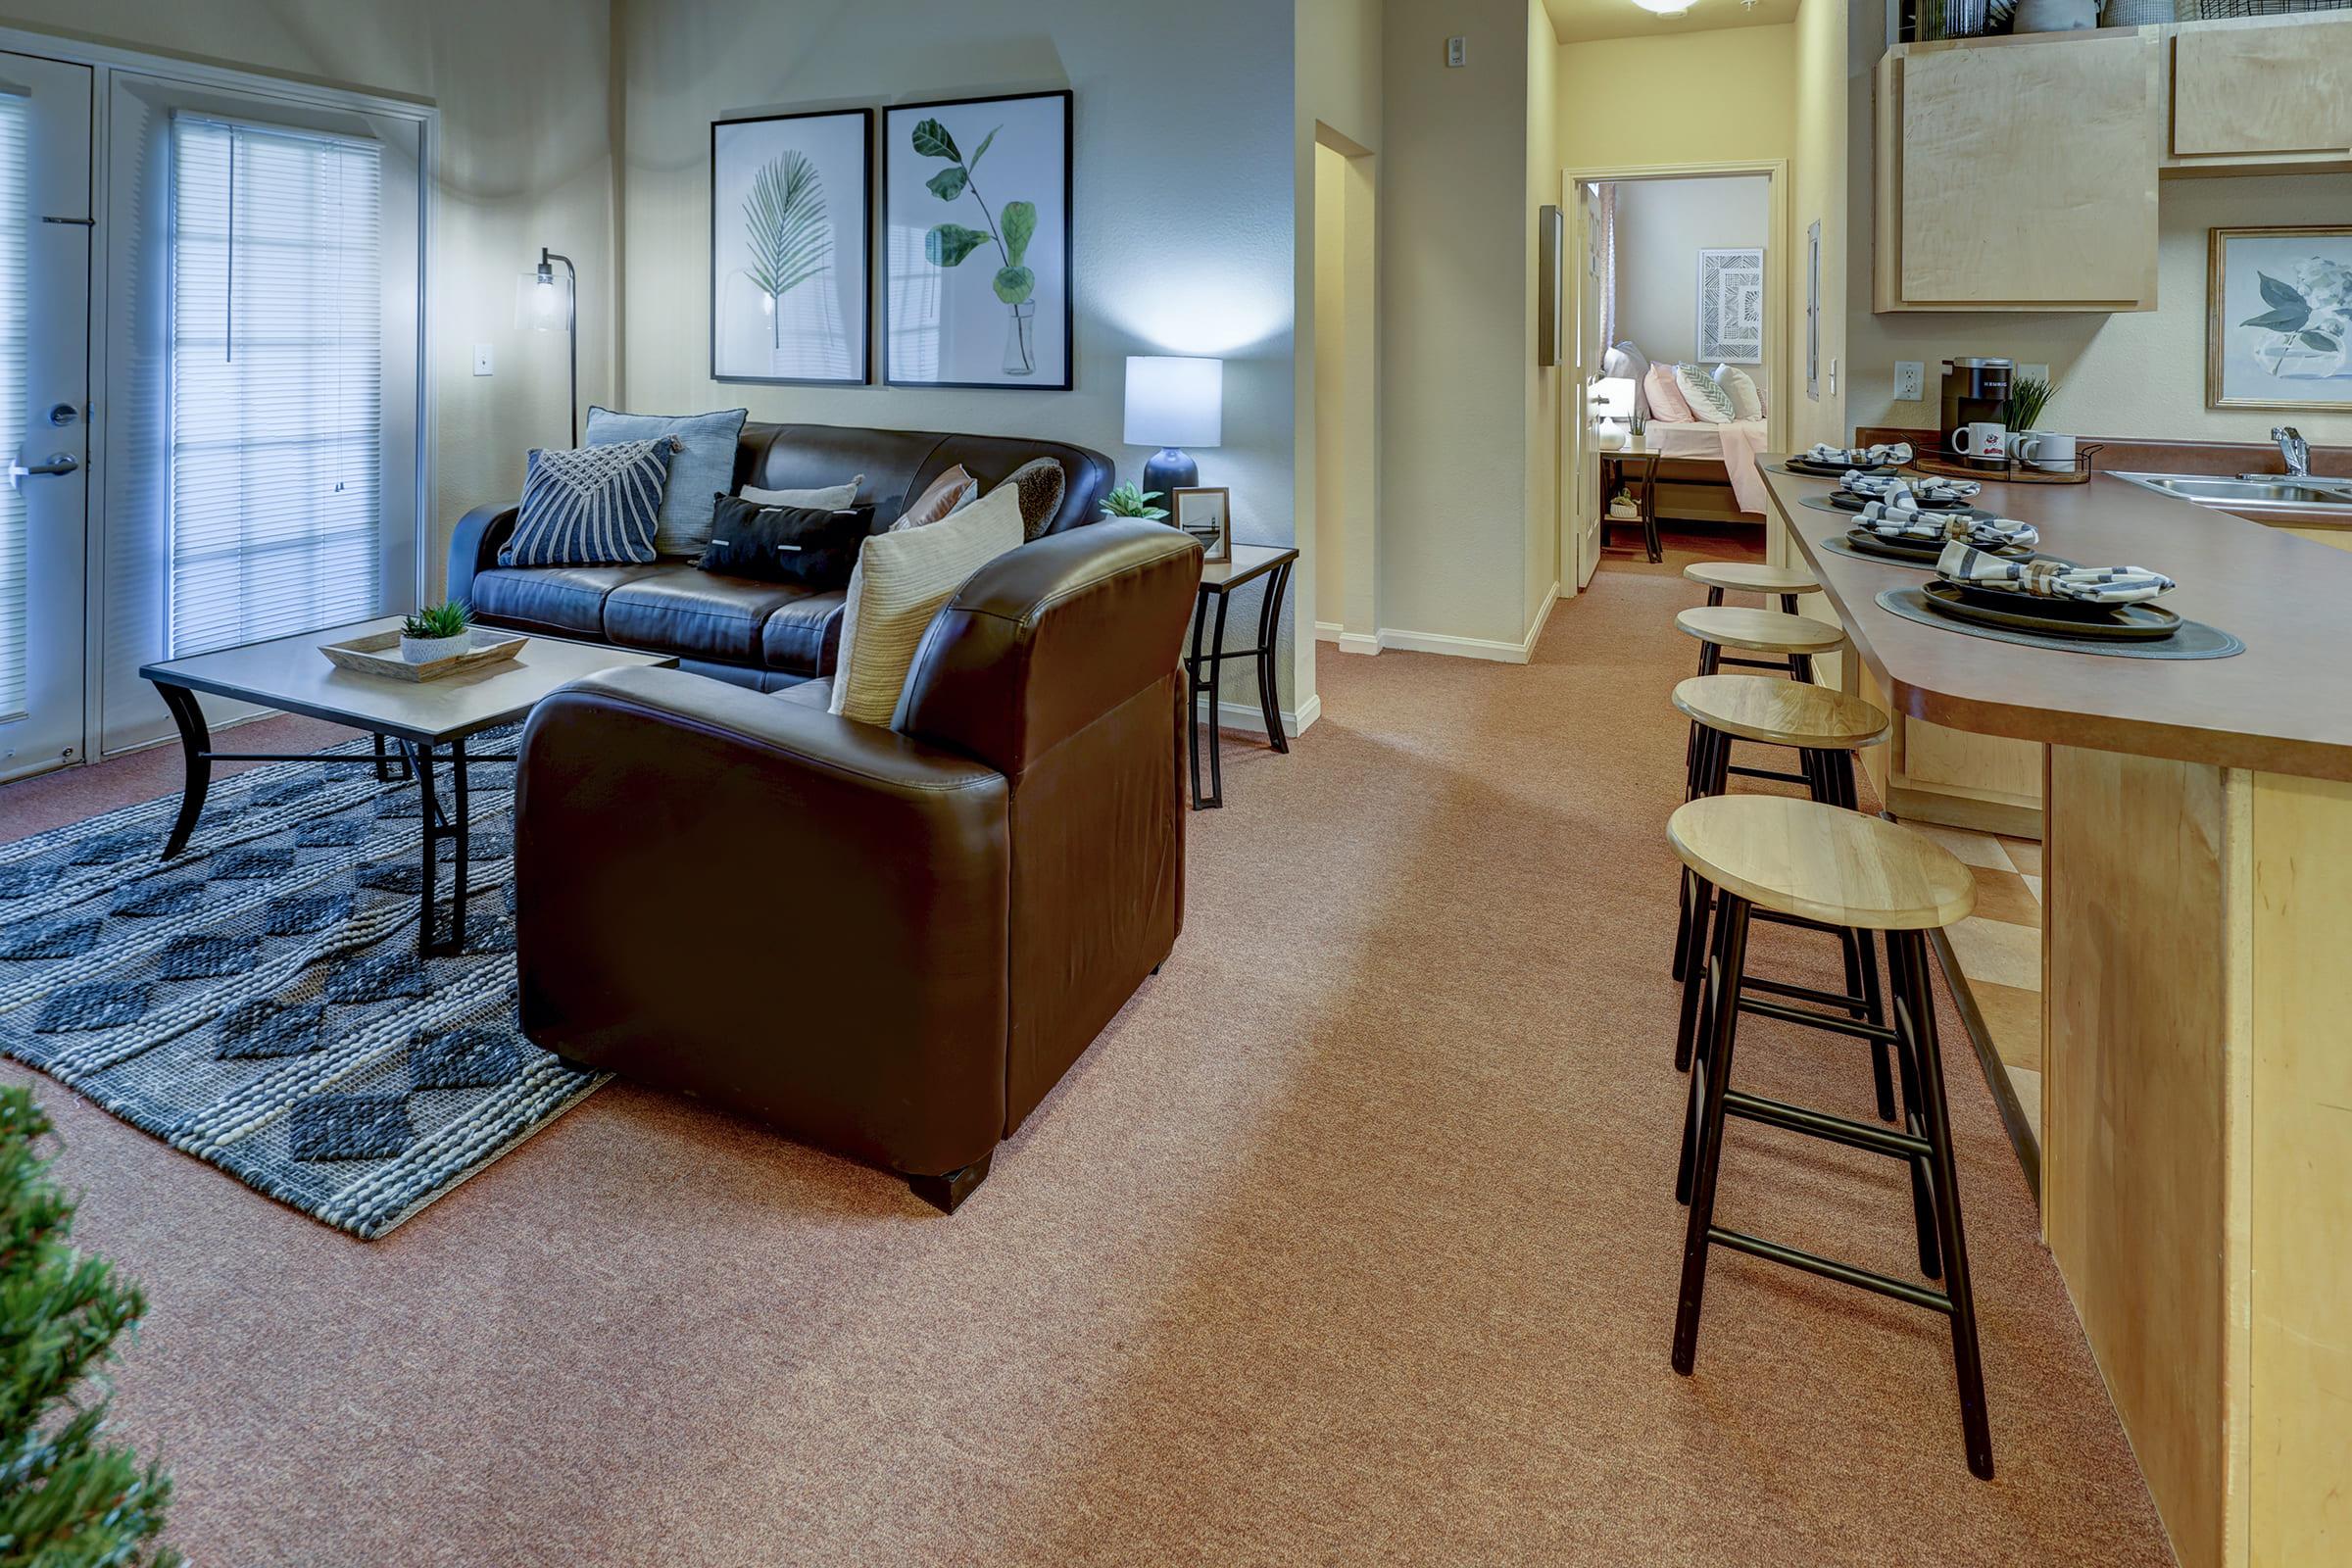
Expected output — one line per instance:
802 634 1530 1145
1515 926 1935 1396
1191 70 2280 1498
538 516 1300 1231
1676 364 1737 424
742 475 863 511
829 483 1024 725
1711 364 1765 421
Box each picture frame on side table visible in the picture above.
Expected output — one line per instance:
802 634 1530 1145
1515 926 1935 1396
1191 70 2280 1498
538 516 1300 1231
2208 225 2352 414
710 108 872 385
883 90 1074 390
1171 487 1232 564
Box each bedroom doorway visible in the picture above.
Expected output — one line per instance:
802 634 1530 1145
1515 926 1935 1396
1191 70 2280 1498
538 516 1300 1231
1558 161 1788 594
1312 126 1377 657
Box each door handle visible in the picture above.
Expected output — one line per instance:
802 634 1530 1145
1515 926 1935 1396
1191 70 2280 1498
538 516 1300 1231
7 452 78 490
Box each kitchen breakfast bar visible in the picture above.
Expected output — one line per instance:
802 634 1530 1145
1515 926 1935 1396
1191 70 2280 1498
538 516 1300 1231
1759 462 2350 1568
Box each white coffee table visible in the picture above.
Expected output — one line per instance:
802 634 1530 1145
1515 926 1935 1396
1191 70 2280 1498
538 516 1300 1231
139 616 675 954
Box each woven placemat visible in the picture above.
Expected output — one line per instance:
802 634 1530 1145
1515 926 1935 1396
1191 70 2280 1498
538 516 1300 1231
1817 534 2071 573
1874 587 2244 661
1799 494 1992 521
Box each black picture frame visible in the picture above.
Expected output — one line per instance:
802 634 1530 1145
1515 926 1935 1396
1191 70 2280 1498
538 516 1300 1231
710 106 873 386
882 89 1075 392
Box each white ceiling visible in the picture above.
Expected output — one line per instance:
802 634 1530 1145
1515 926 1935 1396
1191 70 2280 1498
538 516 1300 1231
1542 0 1803 46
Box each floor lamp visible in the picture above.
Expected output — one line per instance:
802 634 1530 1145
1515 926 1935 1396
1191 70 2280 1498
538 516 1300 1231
516 247 578 448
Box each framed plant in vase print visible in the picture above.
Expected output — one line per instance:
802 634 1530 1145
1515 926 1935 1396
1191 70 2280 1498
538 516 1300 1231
710 108 871 384
884 90 1073 390
2209 225 2352 413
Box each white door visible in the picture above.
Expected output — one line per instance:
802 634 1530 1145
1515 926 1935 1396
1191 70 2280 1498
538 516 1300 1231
0 51 91 783
1566 176 1604 589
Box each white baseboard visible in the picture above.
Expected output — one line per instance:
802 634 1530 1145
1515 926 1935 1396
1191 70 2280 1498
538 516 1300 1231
1196 690 1319 738
1315 620 1382 657
1375 584 1560 665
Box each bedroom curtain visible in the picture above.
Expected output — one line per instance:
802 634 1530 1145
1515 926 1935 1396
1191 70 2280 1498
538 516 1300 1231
1595 181 1617 358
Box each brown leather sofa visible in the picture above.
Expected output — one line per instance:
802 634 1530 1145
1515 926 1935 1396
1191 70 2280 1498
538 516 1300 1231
449 420 1115 693
513 519 1203 1212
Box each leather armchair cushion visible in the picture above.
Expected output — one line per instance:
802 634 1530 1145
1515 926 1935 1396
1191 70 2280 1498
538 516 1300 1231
771 677 832 710
471 564 668 639
605 569 833 665
761 590 848 674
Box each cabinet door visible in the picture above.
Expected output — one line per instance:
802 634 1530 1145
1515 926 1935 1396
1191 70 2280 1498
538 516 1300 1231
2172 18 2352 161
1894 35 2160 309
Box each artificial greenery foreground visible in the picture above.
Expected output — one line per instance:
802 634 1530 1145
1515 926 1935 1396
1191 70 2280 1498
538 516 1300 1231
0 1087 178 1568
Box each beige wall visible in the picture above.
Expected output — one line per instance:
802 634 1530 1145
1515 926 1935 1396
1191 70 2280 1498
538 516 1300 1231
1844 5 2350 451
1524 0 1559 631
1557 25 1796 173
0 0 618 595
1788 0 1846 451
1610 174 1770 376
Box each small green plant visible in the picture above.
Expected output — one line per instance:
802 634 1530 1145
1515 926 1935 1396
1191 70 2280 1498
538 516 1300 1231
2004 373 2054 433
0 1087 181 1567
401 602 470 641
1100 483 1169 522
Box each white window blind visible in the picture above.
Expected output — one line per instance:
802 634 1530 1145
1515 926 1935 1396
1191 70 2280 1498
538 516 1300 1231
0 91 27 720
170 116 382 657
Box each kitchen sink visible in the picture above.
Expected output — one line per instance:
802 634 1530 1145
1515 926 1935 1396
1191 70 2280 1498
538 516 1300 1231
2113 471 2352 514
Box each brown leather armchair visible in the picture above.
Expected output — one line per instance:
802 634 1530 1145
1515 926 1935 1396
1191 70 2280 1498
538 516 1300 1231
513 520 1202 1211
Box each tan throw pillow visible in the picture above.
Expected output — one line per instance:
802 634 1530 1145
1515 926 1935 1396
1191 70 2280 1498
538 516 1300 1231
829 483 1024 726
892 465 978 532
1000 457 1067 540
741 475 862 512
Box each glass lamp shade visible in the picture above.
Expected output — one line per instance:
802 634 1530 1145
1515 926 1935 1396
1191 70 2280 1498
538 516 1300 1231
515 270 573 331
1123 356 1223 450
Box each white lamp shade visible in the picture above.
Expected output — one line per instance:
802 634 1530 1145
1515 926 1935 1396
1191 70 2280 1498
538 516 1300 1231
1124 356 1222 449
1591 376 1639 419
515 270 573 331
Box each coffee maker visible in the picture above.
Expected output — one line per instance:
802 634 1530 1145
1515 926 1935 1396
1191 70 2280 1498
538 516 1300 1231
1941 357 2014 472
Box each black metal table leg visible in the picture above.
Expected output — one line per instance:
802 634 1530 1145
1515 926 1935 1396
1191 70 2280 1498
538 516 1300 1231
1252 562 1293 754
416 744 443 954
1642 450 1664 564
155 682 213 858
448 737 470 953
1186 593 1214 810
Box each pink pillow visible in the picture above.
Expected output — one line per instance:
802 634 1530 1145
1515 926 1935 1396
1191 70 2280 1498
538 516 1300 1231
1644 364 1694 423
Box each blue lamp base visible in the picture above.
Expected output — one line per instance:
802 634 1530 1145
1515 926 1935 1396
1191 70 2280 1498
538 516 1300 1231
1142 447 1198 504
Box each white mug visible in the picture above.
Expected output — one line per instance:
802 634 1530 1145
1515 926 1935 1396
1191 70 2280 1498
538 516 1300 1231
2011 430 2076 473
1949 421 2008 461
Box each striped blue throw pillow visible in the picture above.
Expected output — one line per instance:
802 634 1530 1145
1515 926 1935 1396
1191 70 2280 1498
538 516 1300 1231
500 436 681 567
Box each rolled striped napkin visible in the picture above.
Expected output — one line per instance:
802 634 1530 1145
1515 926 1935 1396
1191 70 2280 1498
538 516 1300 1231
1936 542 2175 604
1859 505 2039 550
1844 471 1981 504
1804 441 1913 467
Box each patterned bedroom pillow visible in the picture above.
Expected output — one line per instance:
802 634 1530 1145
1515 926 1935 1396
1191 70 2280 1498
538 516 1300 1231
1675 364 1738 424
500 436 681 567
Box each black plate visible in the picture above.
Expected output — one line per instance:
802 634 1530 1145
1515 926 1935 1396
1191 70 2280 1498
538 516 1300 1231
1920 579 2180 641
1784 456 1894 477
1831 490 1980 514
1843 528 2026 564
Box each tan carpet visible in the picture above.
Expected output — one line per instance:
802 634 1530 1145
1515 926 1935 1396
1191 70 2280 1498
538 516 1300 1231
0 565 2171 1566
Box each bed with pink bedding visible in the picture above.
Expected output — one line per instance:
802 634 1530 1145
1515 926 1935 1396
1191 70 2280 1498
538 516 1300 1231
1642 417 1770 514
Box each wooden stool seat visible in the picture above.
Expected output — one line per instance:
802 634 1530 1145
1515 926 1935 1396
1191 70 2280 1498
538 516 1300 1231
1667 795 1975 931
1673 675 1889 752
1683 561 1819 596
1675 606 1847 658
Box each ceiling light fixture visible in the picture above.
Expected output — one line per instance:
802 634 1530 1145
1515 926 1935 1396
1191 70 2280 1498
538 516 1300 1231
1632 0 1693 16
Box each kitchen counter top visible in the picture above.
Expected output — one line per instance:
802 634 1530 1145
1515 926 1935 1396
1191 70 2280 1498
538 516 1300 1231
1759 462 2352 781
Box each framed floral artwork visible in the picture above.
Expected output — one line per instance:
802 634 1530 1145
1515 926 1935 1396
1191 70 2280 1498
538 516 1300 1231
2208 225 2352 413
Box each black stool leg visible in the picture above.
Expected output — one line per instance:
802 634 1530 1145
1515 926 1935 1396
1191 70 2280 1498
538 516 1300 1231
1829 749 1899 1122
1894 928 1995 1481
1780 592 1799 614
1706 587 1725 608
1886 930 1945 1280
1673 894 1751 1366
1674 865 1717 1077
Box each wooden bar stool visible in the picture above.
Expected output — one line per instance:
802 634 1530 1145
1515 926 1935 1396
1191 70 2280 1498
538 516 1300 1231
1674 605 1845 685
1665 793 1993 1480
1683 561 1818 614
1669 674 1896 1125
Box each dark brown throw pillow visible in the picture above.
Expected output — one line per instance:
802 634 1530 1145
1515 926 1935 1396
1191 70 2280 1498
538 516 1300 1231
1002 457 1067 539
697 494 876 588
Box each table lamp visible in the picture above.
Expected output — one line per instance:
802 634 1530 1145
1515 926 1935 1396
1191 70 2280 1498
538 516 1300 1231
1124 356 1223 500
515 246 579 448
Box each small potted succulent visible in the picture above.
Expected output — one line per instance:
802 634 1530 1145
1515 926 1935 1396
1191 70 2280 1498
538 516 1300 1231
1100 482 1169 522
399 601 473 663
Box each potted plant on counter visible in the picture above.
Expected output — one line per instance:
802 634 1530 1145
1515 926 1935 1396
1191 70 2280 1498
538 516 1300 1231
399 601 473 663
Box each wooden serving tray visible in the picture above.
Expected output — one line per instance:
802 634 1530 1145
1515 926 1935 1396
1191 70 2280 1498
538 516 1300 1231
319 627 527 682
1907 446 2102 486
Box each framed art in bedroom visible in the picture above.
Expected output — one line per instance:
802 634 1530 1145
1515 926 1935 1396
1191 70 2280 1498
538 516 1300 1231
710 108 872 385
1696 247 1764 366
884 90 1073 390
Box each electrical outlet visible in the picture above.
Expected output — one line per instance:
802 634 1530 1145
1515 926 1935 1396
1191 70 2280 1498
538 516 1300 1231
1446 35 1467 67
472 344 494 376
1892 361 1925 402
2019 362 2050 386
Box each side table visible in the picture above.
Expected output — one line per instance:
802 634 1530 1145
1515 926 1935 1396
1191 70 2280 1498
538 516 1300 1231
1187 542 1298 809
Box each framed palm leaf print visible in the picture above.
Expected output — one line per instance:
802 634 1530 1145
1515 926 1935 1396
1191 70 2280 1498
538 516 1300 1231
710 108 872 385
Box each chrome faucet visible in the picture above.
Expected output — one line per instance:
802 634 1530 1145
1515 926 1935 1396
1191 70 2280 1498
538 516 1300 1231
2276 425 2311 478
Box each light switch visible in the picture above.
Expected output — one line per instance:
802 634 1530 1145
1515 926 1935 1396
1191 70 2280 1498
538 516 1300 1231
1446 35 1467 67
1892 361 1924 402
472 344 494 376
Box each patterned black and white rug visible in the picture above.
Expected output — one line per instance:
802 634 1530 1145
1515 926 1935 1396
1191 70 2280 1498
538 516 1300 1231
0 731 603 1239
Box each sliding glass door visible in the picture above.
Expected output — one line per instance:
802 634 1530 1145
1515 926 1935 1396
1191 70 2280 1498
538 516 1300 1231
0 51 91 783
